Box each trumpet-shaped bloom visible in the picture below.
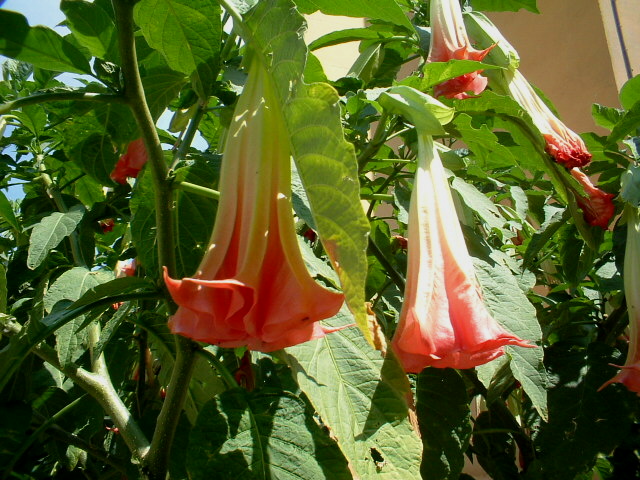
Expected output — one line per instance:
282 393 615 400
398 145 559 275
110 138 148 184
499 70 591 168
163 57 344 352
391 135 531 372
570 168 615 229
600 206 640 395
427 0 494 99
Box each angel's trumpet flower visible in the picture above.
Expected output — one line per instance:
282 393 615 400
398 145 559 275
427 0 494 99
570 168 615 229
497 69 591 169
110 138 148 184
600 205 640 395
391 134 531 372
164 57 344 352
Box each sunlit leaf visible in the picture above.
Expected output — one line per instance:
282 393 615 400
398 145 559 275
134 0 222 100
285 309 422 479
27 205 86 270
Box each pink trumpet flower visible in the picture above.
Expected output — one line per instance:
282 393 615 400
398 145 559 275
600 206 640 396
163 57 344 352
391 135 531 373
570 168 615 229
427 0 495 99
500 70 591 169
110 138 148 184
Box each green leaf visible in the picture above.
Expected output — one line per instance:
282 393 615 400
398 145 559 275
607 101 640 146
470 0 539 13
419 60 502 91
44 267 113 367
309 27 391 51
451 177 510 238
243 0 371 340
621 164 640 207
187 388 351 479
591 103 624 130
0 295 114 392
417 369 471 480
449 113 518 169
530 343 638 478
27 205 86 270
378 85 454 134
142 67 187 120
284 309 422 479
293 0 414 31
619 74 640 111
0 264 6 314
70 276 157 308
472 251 548 420
0 10 91 74
61 0 118 61
0 189 21 234
134 0 222 100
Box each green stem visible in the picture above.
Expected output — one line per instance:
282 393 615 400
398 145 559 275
369 237 405 292
112 0 176 278
0 92 124 115
361 193 394 202
113 3 199 478
146 336 198 479
174 180 220 200
358 113 390 171
197 348 240 389
171 103 207 169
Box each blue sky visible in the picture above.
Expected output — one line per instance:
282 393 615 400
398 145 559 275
2 0 65 28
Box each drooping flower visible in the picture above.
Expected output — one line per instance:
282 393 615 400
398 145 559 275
163 56 345 352
391 134 531 372
600 206 640 395
570 168 615 229
427 0 495 99
496 69 591 168
99 218 115 233
110 138 148 184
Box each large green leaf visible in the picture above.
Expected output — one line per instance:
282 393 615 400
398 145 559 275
61 0 118 61
44 267 113 367
134 0 221 100
293 0 414 31
27 205 86 270
470 0 539 13
187 388 351 479
417 369 471 480
0 10 91 74
141 67 187 120
285 310 422 479
472 250 548 420
243 0 371 340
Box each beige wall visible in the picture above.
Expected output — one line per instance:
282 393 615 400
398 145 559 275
304 12 365 80
598 0 640 88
